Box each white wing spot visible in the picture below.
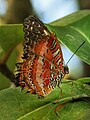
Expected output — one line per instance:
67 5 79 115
32 21 35 25
44 30 49 35
30 26 33 31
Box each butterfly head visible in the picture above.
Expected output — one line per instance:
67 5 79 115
64 65 69 74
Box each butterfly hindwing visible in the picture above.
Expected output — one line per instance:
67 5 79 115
15 16 67 97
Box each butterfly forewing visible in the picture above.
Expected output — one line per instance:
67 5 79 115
15 16 68 97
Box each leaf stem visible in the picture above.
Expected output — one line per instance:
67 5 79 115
0 46 16 84
0 64 15 83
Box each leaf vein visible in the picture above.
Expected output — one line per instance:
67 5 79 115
70 26 90 44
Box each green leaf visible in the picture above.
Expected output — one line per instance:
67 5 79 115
76 77 90 84
18 101 90 120
50 10 90 26
0 78 90 120
7 48 18 71
0 24 23 52
0 73 10 90
0 10 90 120
47 10 90 65
0 48 18 90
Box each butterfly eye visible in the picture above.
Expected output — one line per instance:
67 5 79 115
64 66 69 74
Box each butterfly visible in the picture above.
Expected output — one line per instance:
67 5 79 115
15 15 69 97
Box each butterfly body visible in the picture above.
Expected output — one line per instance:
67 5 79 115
15 16 69 97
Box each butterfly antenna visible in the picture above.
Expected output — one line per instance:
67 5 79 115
66 41 85 66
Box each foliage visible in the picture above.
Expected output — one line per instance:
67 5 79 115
0 10 90 120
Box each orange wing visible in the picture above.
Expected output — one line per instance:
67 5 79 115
15 16 68 97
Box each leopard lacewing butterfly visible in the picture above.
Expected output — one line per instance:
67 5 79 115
15 16 69 97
